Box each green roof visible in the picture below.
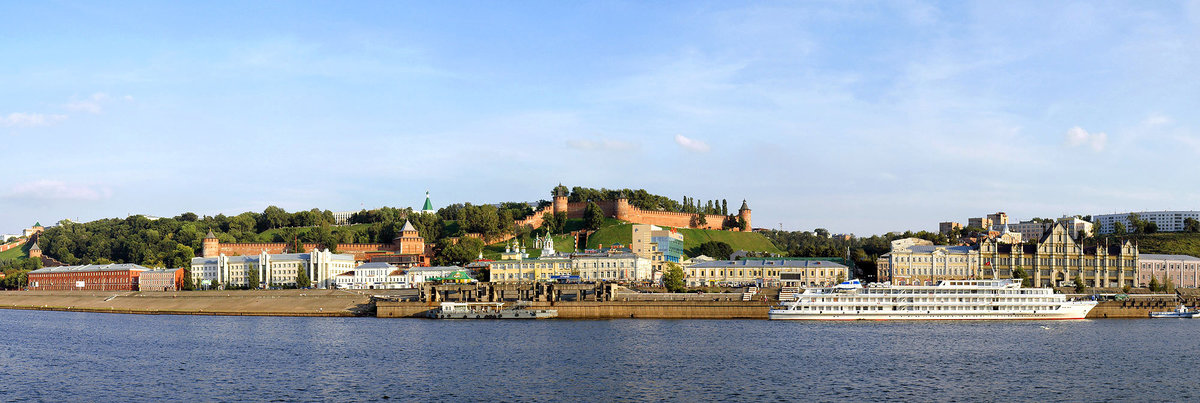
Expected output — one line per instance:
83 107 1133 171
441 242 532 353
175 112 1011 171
34 222 41 227
422 192 434 211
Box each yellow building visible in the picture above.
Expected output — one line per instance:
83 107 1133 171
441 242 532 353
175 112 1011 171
885 243 980 286
488 258 572 282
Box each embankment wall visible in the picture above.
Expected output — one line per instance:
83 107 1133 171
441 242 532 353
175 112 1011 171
0 290 369 317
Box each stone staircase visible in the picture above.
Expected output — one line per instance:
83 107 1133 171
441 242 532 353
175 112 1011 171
779 287 800 302
742 286 759 301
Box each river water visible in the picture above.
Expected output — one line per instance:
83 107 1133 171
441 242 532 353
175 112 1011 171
0 309 1196 402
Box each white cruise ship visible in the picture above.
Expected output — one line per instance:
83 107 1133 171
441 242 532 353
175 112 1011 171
768 279 1097 321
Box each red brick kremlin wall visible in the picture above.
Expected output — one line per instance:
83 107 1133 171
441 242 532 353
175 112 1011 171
511 198 749 232
216 243 390 261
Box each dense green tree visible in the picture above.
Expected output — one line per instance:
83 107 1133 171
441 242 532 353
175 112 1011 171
435 237 484 266
583 202 605 230
662 262 685 292
1113 221 1127 235
1149 276 1159 292
182 268 195 291
697 241 734 260
247 264 260 289
815 228 830 238
1186 218 1200 233
296 263 310 288
1073 274 1086 293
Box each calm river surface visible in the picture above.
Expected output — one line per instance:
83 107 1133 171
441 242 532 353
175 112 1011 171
1 309 1197 402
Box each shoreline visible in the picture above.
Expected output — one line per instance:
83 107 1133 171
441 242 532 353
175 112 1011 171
0 290 1170 319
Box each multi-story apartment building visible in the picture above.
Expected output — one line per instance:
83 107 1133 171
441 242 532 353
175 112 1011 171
1138 254 1200 289
938 222 963 235
882 239 981 286
1094 211 1200 234
987 212 1009 226
631 224 684 273
190 249 356 289
684 259 848 287
979 223 1137 288
968 217 993 230
995 216 1093 241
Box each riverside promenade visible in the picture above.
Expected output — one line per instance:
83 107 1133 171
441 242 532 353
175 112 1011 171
0 289 373 316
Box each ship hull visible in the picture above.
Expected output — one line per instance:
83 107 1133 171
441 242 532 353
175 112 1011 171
769 303 1096 321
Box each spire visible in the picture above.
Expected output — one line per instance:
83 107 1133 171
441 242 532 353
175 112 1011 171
401 220 417 233
740 199 750 211
205 229 217 239
28 242 40 251
421 190 434 213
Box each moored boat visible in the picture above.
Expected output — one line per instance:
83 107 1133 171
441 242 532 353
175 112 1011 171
769 279 1096 320
427 302 558 319
1149 305 1197 319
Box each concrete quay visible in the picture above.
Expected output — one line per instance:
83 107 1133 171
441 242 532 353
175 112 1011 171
0 289 372 317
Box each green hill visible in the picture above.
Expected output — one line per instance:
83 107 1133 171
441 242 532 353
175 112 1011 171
0 242 27 261
1109 233 1200 257
586 223 782 258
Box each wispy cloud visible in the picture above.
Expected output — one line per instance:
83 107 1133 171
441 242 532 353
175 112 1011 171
4 180 112 202
674 134 711 152
1065 126 1107 151
566 138 637 152
0 113 68 128
64 92 131 114
1143 113 1172 127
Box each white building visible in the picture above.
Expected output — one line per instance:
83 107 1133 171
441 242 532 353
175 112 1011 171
1094 211 1200 234
333 262 408 289
190 249 356 289
571 252 652 282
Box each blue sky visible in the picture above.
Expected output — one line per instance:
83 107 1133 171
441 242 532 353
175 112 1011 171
2 1 1199 236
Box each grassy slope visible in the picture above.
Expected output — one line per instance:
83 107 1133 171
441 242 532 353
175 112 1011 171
0 243 26 260
1114 233 1200 257
585 223 782 257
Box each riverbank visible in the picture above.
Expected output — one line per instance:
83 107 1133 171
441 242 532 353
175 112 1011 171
0 289 372 316
0 290 1179 319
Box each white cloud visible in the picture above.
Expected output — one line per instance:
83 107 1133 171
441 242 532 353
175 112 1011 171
1143 113 1172 127
674 134 711 152
1065 126 1107 151
64 92 119 114
5 180 112 202
566 138 637 151
0 113 68 128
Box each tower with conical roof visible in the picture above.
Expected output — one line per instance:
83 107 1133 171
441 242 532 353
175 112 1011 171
202 229 220 258
393 220 426 255
28 241 42 259
421 191 435 214
738 199 752 232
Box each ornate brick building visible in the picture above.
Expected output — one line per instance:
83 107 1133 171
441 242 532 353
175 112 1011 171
979 222 1137 288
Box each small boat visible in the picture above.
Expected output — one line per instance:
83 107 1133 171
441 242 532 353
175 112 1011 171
427 301 558 319
1150 305 1197 318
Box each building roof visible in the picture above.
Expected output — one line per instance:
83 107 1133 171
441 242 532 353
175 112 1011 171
1139 254 1200 262
28 242 40 251
205 229 217 239
190 251 356 265
34 222 42 227
740 200 749 211
422 192 434 212
30 263 151 274
902 245 976 254
688 259 846 270
406 265 465 273
355 262 396 270
401 220 417 232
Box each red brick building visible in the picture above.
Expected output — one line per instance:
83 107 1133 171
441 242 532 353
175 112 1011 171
27 263 150 291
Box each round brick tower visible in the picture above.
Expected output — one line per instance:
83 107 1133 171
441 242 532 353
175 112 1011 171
738 200 752 232
553 184 568 215
616 195 631 221
202 229 220 258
